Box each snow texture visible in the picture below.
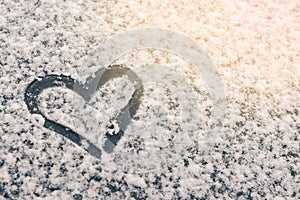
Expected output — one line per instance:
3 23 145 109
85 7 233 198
1 0 300 199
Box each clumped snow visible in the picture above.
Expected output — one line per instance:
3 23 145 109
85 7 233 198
1 0 299 199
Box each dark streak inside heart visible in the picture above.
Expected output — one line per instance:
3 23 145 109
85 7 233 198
24 65 143 159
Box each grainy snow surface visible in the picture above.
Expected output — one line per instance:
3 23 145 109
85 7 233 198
1 0 300 199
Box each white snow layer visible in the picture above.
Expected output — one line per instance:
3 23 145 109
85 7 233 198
0 0 299 199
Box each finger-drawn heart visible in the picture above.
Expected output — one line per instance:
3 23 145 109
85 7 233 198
24 65 143 159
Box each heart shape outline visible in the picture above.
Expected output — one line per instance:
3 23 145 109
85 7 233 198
24 65 143 159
